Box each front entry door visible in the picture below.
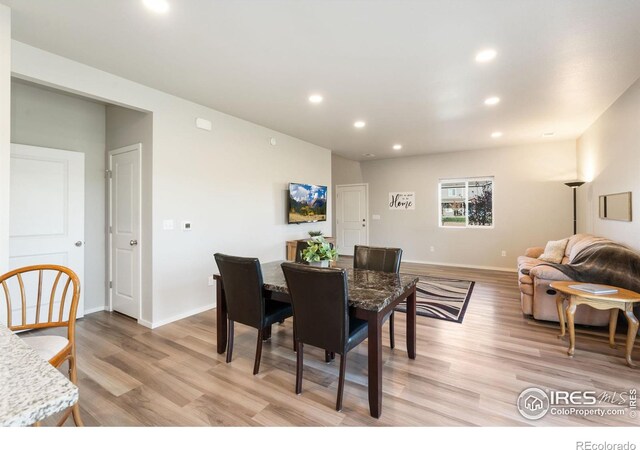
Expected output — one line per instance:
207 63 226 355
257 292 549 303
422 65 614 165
8 143 85 319
109 145 141 320
336 184 368 256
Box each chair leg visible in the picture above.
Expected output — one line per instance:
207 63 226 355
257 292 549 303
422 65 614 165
226 320 234 363
325 350 331 363
253 328 264 375
331 352 335 360
293 326 297 352
336 353 347 412
68 354 84 426
296 342 304 394
389 311 395 349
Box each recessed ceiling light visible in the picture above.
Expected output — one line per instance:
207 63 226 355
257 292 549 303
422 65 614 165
484 96 500 106
491 131 503 138
475 49 497 63
354 121 366 128
542 132 555 137
308 94 323 104
392 144 402 151
143 0 170 13
362 153 375 158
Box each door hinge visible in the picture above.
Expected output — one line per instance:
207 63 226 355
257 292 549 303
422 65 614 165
109 226 112 234
109 281 112 289
106 170 112 178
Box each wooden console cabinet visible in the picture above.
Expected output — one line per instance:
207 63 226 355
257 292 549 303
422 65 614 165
286 237 336 261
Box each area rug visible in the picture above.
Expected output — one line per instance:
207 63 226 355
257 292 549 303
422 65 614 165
395 275 475 323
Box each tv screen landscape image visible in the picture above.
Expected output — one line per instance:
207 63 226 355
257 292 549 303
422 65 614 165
288 182 327 224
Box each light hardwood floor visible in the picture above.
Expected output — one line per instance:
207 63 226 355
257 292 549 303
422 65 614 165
39 260 639 426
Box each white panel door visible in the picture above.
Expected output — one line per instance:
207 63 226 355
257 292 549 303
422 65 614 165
8 144 85 319
336 184 368 256
109 145 140 320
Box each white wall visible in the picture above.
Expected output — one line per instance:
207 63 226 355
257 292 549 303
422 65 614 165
577 77 640 251
10 80 107 313
360 141 577 270
331 154 363 236
0 5 10 274
105 105 153 324
9 40 332 327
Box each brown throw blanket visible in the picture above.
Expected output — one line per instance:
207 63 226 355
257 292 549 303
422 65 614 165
543 242 640 294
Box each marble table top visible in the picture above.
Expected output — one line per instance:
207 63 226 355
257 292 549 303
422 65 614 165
0 325 78 427
260 261 419 312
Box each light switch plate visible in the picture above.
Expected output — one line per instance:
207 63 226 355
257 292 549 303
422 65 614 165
163 219 174 230
372 214 381 220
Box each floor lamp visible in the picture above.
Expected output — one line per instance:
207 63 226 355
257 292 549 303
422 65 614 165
565 181 585 235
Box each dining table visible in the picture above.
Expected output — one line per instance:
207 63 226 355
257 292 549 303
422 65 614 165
214 260 419 418
0 324 79 426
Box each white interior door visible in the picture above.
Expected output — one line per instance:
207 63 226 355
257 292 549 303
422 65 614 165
336 184 368 255
109 145 141 320
9 144 85 319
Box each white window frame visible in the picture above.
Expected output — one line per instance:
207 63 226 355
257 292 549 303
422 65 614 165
438 177 494 229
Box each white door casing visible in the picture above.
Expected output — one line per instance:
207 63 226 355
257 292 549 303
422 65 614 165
8 144 85 321
109 145 141 320
336 184 369 256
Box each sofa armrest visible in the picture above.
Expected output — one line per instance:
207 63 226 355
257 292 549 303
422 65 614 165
529 265 572 282
524 246 545 258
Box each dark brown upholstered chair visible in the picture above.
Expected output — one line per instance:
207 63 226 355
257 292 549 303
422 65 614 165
281 262 368 412
295 241 309 263
353 245 403 349
214 253 293 375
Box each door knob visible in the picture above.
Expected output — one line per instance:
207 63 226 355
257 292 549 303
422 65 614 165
75 241 83 247
130 240 138 246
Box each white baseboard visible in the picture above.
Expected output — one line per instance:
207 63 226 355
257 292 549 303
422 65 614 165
84 305 106 315
402 258 517 273
146 304 216 329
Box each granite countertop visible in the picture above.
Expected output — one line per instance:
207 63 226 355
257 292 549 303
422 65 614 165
261 261 419 312
0 325 79 427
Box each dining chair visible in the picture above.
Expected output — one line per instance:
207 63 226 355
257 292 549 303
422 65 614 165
214 253 293 375
281 262 368 412
353 245 403 348
0 264 83 426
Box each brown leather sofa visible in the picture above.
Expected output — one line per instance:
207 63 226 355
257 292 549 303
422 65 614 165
517 234 610 326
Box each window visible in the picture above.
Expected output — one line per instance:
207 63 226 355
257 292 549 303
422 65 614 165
439 177 493 228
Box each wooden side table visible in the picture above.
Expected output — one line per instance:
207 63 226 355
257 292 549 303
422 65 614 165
551 281 640 367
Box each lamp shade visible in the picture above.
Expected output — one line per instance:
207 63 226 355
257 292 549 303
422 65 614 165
565 181 586 188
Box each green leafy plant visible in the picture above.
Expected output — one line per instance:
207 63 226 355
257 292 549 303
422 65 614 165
300 236 338 262
308 230 323 237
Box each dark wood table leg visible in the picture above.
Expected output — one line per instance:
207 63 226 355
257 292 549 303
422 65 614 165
216 278 227 354
367 311 383 418
263 325 272 341
406 285 417 359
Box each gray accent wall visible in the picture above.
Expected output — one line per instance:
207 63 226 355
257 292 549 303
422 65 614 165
577 77 640 251
359 141 577 270
10 79 107 312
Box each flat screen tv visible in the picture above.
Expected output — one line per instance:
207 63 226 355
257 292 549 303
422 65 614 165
288 182 327 224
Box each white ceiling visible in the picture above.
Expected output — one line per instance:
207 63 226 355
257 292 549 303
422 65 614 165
4 0 640 160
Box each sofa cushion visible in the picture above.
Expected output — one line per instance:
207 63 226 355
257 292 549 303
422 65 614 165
539 239 569 263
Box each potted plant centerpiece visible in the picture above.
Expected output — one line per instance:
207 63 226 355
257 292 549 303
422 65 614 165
308 230 323 241
300 236 338 268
